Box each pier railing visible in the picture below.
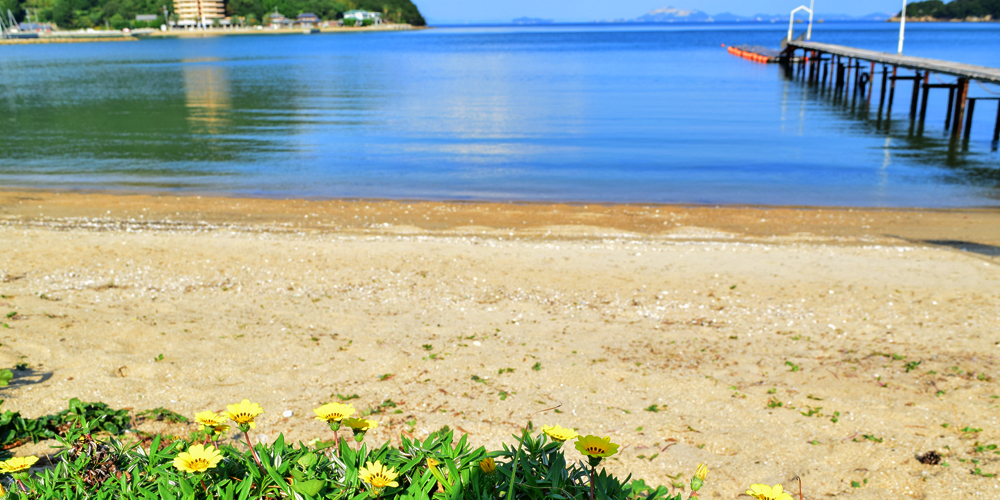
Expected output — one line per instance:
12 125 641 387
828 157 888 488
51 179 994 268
786 2 814 42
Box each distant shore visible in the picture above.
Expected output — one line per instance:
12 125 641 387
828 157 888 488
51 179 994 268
887 15 997 22
0 24 424 45
147 23 425 38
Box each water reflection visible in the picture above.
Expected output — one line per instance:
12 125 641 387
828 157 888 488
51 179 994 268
780 63 1000 193
182 61 231 136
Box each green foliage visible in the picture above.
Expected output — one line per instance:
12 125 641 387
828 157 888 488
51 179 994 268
3 423 673 500
906 0 948 16
0 370 12 388
136 407 189 424
228 0 424 25
901 0 1000 19
354 0 424 25
343 17 356 26
12 0 175 30
495 429 681 500
2 0 424 30
0 0 24 23
0 398 130 446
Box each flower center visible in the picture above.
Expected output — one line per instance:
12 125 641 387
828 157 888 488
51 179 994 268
586 446 605 454
190 458 209 469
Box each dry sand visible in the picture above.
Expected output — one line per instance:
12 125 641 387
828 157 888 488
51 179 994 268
1 190 999 499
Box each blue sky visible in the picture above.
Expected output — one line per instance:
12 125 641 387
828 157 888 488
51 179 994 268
418 1 907 24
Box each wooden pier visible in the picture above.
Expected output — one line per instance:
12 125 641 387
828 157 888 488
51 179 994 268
782 40 1000 144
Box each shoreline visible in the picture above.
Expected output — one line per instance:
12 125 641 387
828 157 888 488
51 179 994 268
0 24 424 45
2 189 999 250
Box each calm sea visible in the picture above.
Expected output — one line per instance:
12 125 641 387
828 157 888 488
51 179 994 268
1 22 999 207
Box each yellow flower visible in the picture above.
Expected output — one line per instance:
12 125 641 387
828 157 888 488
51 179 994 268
0 456 38 474
691 463 708 491
746 484 793 500
172 444 223 474
343 417 378 432
223 399 264 429
479 457 497 475
426 457 440 470
358 461 399 490
574 435 619 458
542 425 579 442
195 411 231 435
195 411 227 427
695 463 708 481
314 402 356 422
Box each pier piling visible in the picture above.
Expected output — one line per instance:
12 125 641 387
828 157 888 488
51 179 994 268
867 62 875 104
909 71 922 119
919 81 931 126
952 78 969 139
964 99 976 142
945 87 955 131
878 66 888 119
775 39 1000 145
887 67 898 117
994 102 1000 144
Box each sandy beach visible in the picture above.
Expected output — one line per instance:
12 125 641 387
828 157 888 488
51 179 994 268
1 190 998 499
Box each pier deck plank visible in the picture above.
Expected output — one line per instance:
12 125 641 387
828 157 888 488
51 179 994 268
788 41 1000 83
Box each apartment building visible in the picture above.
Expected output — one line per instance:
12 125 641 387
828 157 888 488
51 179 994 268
174 0 225 27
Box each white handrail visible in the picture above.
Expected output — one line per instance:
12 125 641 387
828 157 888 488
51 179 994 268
806 0 815 40
898 0 907 54
787 5 813 42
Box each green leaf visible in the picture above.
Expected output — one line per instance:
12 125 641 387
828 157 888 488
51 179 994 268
292 478 325 496
296 452 318 468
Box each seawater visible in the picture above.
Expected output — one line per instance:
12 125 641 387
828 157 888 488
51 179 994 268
1 22 999 207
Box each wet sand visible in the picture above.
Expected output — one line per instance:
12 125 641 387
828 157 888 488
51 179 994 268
1 190 998 499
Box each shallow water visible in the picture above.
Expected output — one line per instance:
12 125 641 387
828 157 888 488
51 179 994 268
0 22 999 206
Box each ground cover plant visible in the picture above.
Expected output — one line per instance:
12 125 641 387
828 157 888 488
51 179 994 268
0 398 778 500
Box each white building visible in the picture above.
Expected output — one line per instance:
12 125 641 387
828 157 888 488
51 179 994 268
342 10 381 24
173 0 224 28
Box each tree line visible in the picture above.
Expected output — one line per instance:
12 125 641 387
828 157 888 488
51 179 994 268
902 0 1000 19
0 0 424 30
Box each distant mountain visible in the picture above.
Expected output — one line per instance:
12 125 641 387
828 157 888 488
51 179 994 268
622 6 896 24
857 12 894 21
635 7 712 22
711 12 749 22
512 17 554 25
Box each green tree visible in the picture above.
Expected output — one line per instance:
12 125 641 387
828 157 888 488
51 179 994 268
904 0 946 17
0 0 25 23
108 11 125 28
900 0 1000 18
355 0 423 24
50 0 73 27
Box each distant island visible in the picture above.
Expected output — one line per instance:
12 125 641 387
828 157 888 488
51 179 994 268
889 0 997 22
598 6 893 24
0 0 425 31
512 17 554 25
